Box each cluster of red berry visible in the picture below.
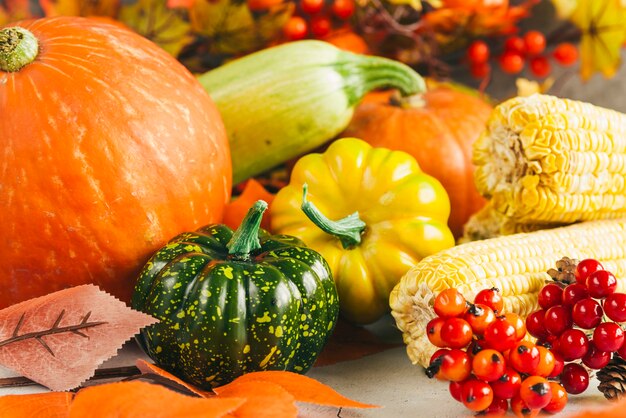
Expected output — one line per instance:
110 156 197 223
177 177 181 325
283 0 355 41
526 259 626 396
466 30 579 79
426 288 566 416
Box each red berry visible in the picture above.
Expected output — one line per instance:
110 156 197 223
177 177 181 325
582 345 611 370
548 352 565 378
604 292 626 322
519 376 552 410
426 348 471 381
484 317 518 352
461 379 494 412
558 328 589 361
571 298 603 329
593 322 625 352
542 382 568 414
301 0 324 14
617 338 626 359
511 393 540 418
449 381 464 402
529 56 551 78
587 270 618 298
505 313 526 341
523 30 546 55
538 283 563 309
491 367 522 399
474 288 504 313
504 36 526 55
467 40 490 64
331 0 355 20
534 346 556 377
310 15 331 38
283 16 308 40
499 51 524 74
509 342 540 375
560 363 589 394
464 303 496 335
562 283 590 306
543 305 572 336
575 258 603 284
484 397 508 416
469 61 491 79
525 310 548 339
434 288 468 318
553 42 578 66
472 349 506 382
440 317 473 349
426 317 446 347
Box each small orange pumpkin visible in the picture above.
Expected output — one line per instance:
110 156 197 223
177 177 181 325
342 81 492 238
0 17 231 307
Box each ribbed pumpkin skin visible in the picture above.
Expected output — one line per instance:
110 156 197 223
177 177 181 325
132 226 338 389
0 17 231 307
343 85 492 238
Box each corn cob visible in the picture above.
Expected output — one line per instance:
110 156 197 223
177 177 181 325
390 219 626 368
459 201 563 243
473 94 626 224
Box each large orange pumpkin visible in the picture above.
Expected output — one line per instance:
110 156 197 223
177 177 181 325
0 17 231 307
342 81 492 238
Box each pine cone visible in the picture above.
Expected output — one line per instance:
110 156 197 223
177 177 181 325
547 257 579 284
597 355 626 400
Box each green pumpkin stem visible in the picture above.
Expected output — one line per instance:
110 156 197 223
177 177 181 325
301 184 366 249
0 27 39 73
227 200 268 259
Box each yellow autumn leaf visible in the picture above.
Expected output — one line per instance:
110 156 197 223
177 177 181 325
569 0 626 80
549 0 577 18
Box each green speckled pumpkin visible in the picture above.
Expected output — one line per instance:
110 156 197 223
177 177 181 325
131 201 339 388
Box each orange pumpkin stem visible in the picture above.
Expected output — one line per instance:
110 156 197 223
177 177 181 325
0 27 39 72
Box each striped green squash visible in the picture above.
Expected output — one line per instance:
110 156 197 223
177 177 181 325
131 201 339 388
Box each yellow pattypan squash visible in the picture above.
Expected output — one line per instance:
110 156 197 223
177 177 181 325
270 138 455 324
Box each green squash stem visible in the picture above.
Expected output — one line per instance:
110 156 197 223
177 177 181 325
301 184 366 249
0 27 39 73
227 200 268 259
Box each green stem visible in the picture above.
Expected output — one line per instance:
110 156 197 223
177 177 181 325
227 200 267 259
301 184 366 250
0 27 39 73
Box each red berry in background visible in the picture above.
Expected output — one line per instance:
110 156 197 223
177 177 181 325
519 376 552 410
470 61 490 79
523 30 546 55
543 382 568 414
484 397 508 416
310 15 331 38
426 317 447 347
586 270 618 298
562 283 589 306
474 288 503 313
491 367 522 399
461 379 494 412
538 283 563 309
593 322 625 352
574 258 603 284
509 342 540 375
464 303 496 335
283 16 308 40
504 36 526 55
544 305 572 336
440 317 473 349
529 56 551 78
484 316 518 352
301 0 324 14
467 40 490 63
571 298 603 329
553 42 579 66
558 328 590 361
331 0 355 20
582 345 611 370
604 292 626 322
472 349 506 381
434 288 468 318
499 51 524 74
526 310 548 339
560 363 589 394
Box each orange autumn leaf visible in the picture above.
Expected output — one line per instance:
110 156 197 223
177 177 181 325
224 179 274 231
214 381 297 418
69 381 244 418
0 392 72 418
568 396 626 417
222 371 378 409
135 359 212 398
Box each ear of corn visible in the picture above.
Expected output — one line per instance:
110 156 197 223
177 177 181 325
473 94 626 225
390 219 626 367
